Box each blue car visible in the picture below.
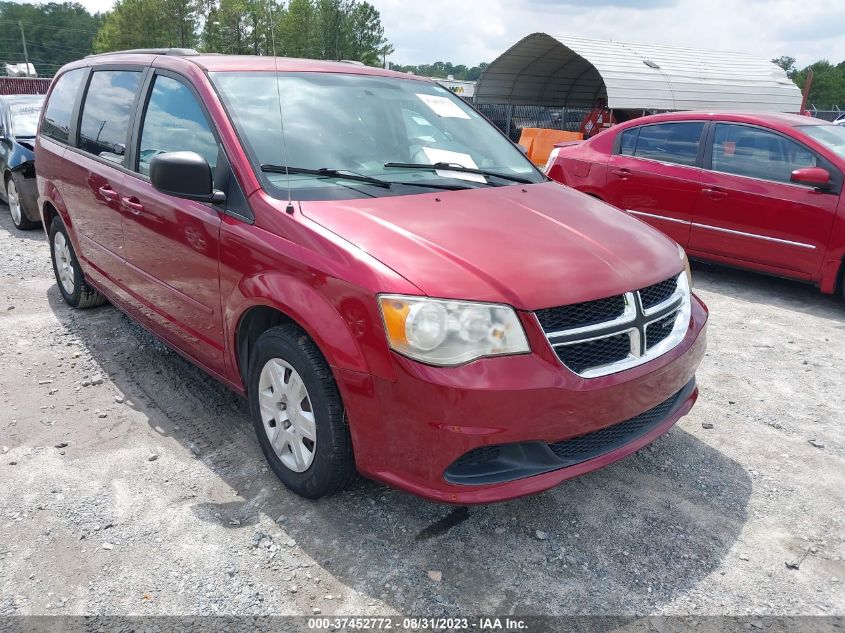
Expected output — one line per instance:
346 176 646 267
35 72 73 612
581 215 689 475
1 94 45 230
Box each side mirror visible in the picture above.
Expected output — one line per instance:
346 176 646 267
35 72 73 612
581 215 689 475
150 151 225 203
790 166 831 188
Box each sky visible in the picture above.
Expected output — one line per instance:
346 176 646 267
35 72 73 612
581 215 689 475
69 0 845 68
375 0 845 68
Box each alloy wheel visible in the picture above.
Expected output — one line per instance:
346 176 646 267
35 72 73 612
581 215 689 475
53 232 75 296
7 180 21 226
258 358 317 472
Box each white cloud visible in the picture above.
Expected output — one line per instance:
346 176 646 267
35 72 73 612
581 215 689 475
377 0 845 68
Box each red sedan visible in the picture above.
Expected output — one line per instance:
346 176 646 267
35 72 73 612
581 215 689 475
545 112 845 297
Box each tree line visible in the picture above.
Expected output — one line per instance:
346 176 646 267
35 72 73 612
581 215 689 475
773 56 845 108
0 0 392 73
389 61 489 81
0 2 102 77
95 0 392 65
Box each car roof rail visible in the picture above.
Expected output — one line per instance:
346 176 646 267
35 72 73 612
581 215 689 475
85 48 200 58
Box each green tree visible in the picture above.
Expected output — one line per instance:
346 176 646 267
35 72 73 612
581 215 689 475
315 0 351 59
772 56 797 79
278 0 317 58
94 0 199 52
793 60 845 107
0 2 102 76
346 1 386 66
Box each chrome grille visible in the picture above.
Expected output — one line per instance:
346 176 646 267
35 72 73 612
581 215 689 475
639 277 678 310
646 311 677 348
537 273 691 378
555 332 631 374
536 295 626 331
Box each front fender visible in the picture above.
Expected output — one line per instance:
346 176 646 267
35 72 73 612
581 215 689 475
7 143 34 172
223 268 399 390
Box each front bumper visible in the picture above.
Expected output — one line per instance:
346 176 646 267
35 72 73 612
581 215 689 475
336 295 708 504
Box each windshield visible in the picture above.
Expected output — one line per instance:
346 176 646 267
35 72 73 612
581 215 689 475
10 99 43 138
211 71 544 200
798 124 845 160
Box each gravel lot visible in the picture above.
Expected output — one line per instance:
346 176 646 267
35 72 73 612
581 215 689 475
0 205 843 618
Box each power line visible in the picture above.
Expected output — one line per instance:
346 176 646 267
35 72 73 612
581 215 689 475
0 39 92 54
0 19 100 35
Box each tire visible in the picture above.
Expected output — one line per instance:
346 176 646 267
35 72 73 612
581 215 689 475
6 173 37 230
248 323 354 499
49 216 107 309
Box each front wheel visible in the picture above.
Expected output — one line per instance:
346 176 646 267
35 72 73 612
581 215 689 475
49 216 106 309
6 174 37 230
248 324 354 499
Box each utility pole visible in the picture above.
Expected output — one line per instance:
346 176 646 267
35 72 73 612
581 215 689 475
18 21 30 76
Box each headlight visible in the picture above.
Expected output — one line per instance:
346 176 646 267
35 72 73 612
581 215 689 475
378 295 530 366
678 244 692 287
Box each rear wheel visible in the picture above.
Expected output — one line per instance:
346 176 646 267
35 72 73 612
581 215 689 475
49 216 106 309
248 323 354 499
6 174 37 230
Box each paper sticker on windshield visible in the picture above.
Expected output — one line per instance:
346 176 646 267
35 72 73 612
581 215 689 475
416 94 470 119
422 147 486 183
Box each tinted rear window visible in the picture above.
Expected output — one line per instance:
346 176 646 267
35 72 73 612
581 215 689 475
625 122 704 167
10 100 43 138
79 69 142 164
42 69 85 144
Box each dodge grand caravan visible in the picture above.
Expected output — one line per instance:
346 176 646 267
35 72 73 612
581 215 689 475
36 50 707 504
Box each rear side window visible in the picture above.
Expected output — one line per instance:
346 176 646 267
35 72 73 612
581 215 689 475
619 128 638 155
79 70 142 165
42 68 85 144
712 123 817 184
627 122 704 166
137 75 218 177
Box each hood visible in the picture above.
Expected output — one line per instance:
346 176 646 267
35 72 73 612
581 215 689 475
301 182 683 310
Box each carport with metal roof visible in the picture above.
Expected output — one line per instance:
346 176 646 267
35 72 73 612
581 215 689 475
474 33 803 113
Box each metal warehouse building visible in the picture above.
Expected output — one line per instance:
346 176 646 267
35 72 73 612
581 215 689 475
474 33 803 138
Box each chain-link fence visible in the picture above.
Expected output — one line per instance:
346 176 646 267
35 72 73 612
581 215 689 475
806 106 843 122
0 77 51 95
474 104 590 142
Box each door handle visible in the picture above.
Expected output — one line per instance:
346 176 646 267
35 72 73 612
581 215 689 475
701 187 727 201
611 168 632 179
98 185 118 201
121 196 144 215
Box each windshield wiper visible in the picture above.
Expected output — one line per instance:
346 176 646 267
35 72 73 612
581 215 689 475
384 162 535 184
261 164 391 188
261 164 472 191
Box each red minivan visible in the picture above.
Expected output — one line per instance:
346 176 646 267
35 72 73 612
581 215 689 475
545 112 845 298
36 50 707 504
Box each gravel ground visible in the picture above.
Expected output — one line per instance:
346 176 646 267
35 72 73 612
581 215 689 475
0 206 843 617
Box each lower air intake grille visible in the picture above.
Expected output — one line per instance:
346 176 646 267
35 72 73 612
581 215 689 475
555 332 630 374
442 380 694 486
549 388 682 461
